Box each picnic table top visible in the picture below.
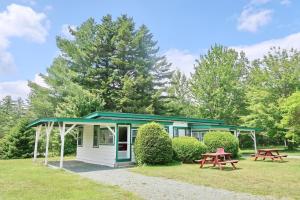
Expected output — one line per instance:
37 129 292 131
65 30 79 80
258 149 280 152
202 152 232 156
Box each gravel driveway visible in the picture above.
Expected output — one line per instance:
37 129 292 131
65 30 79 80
50 161 277 200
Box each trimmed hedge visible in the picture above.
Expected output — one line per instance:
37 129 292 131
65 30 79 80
134 122 173 165
172 136 207 163
203 131 239 157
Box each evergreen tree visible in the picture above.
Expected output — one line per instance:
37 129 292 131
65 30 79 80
0 118 35 159
48 15 173 114
0 96 27 138
165 70 196 116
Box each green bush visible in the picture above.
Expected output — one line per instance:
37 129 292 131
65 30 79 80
203 131 239 157
134 122 173 165
172 136 207 163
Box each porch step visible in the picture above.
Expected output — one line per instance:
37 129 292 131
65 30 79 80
115 161 135 168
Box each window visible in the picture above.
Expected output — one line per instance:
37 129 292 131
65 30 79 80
93 125 100 147
174 127 191 137
192 131 206 141
99 127 114 145
164 126 169 133
77 127 83 147
131 129 138 144
94 126 115 146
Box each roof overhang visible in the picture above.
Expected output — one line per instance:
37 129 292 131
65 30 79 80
84 112 225 124
27 117 173 128
191 125 262 132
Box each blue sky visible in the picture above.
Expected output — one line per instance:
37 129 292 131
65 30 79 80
0 0 300 99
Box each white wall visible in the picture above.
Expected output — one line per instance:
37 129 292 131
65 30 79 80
76 125 116 167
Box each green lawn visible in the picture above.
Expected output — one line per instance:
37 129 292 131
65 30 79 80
0 159 140 200
240 145 300 156
131 158 300 200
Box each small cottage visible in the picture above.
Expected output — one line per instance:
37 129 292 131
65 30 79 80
28 112 259 167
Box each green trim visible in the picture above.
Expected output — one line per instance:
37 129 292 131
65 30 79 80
191 125 261 131
116 124 132 162
27 117 173 128
116 159 131 162
84 111 224 124
115 124 118 162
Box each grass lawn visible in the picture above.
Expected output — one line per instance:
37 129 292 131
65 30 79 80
0 159 140 200
132 158 300 199
240 145 300 156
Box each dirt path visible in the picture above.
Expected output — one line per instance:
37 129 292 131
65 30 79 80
78 168 276 200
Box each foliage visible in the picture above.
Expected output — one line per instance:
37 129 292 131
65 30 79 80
32 15 173 115
203 131 239 157
279 91 300 148
172 136 207 163
0 96 27 138
242 48 300 142
0 118 35 159
134 122 173 165
165 70 197 116
190 45 249 124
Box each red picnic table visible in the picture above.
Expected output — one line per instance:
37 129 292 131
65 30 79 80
200 152 238 170
252 149 288 161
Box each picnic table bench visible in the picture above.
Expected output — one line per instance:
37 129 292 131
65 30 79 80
251 149 288 161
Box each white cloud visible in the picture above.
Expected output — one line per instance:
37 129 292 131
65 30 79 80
0 80 30 99
0 73 48 100
232 32 300 60
33 73 49 88
61 24 76 40
0 4 49 75
21 0 36 6
280 0 291 5
164 49 197 76
237 8 273 32
250 0 271 5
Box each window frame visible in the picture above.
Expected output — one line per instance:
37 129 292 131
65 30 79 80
99 126 115 146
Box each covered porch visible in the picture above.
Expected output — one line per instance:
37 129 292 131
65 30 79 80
28 118 122 168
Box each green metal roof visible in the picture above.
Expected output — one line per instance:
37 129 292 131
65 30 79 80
84 112 224 124
27 112 260 131
191 124 262 131
27 117 174 128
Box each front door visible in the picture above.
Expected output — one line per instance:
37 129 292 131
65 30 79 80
117 125 130 161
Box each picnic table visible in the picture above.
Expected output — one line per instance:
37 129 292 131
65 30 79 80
252 149 288 161
199 152 238 170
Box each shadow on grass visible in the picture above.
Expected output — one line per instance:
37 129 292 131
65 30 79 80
252 159 289 164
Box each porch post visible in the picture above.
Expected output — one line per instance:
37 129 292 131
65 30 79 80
250 131 257 153
45 122 54 165
59 123 65 168
33 125 42 162
58 123 76 168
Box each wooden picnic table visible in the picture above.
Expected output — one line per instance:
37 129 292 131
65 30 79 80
200 152 238 170
252 149 288 161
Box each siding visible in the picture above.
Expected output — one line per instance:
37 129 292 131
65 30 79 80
76 125 116 167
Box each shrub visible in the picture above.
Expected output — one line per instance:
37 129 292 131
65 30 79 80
134 122 173 165
172 136 207 163
203 131 239 157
